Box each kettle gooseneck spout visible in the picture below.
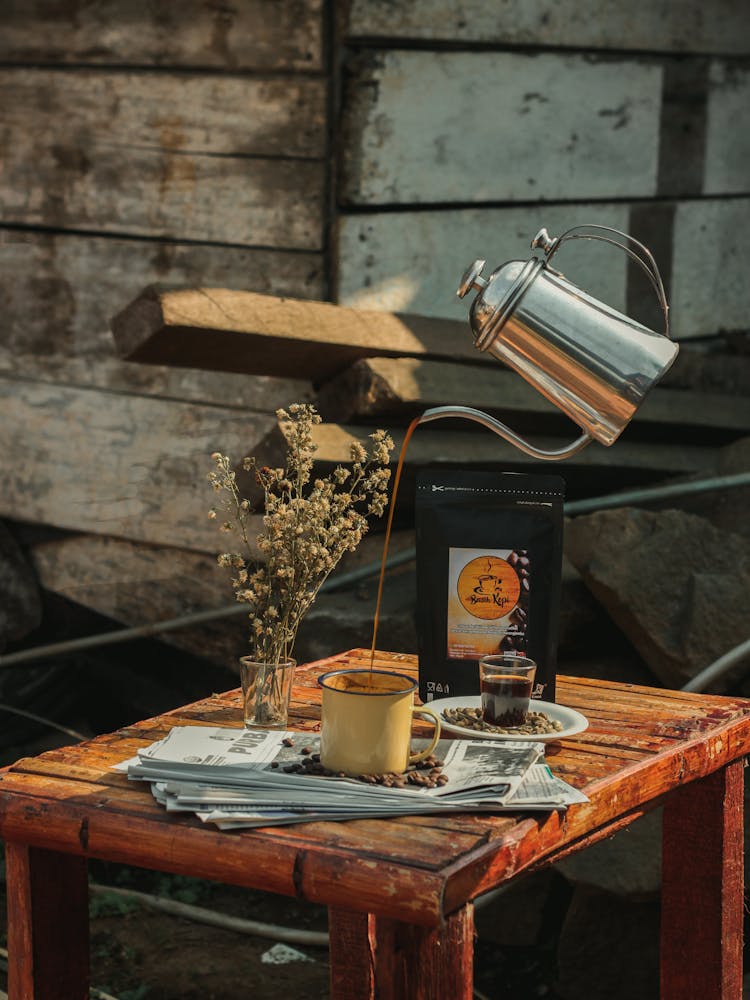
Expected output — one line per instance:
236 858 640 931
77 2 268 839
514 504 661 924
418 406 592 461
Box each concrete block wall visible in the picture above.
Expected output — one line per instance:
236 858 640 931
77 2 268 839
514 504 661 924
335 1 750 340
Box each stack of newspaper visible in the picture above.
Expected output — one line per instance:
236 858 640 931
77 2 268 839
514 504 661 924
115 726 587 830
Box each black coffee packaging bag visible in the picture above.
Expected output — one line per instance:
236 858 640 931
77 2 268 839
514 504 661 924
415 468 565 705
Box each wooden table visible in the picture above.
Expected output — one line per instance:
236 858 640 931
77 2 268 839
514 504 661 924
1 648 749 999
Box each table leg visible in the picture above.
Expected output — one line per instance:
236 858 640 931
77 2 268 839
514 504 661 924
661 760 744 1000
4 842 89 1000
328 904 474 999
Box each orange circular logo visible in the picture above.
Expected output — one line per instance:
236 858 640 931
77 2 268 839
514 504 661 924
457 556 521 620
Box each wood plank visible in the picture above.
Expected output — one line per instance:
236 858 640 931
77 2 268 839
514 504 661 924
111 286 486 378
0 374 272 553
336 198 750 339
5 843 89 1000
346 0 749 55
0 1 324 71
0 775 450 926
3 764 488 868
1 68 326 159
661 762 744 1000
0 69 326 247
315 356 750 437
0 230 320 403
341 51 661 205
1 354 312 417
301 421 718 477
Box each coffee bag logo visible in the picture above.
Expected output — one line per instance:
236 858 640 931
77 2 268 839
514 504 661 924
456 556 521 620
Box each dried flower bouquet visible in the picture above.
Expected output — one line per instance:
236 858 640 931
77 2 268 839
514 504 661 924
209 403 394 725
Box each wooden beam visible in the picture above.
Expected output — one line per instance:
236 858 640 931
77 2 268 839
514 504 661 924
5 843 89 1000
111 286 483 380
1 69 326 247
0 1 324 70
315 356 750 437
0 374 271 553
304 422 718 477
661 762 744 1000
0 232 323 397
328 905 474 999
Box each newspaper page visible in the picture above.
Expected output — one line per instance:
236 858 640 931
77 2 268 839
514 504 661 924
114 725 586 828
117 726 543 801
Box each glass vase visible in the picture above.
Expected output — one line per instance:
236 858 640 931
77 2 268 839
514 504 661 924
239 656 296 729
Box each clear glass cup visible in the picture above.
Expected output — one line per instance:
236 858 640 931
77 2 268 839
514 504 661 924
239 657 296 729
479 654 537 726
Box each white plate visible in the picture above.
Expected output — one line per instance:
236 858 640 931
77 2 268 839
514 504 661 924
427 696 589 742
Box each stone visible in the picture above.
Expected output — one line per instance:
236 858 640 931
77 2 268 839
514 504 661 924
294 564 417 666
557 555 608 654
556 553 659 686
564 508 750 690
556 885 659 1000
0 519 42 650
555 809 662 897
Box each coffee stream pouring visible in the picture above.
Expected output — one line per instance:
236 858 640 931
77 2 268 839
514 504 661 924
419 224 679 460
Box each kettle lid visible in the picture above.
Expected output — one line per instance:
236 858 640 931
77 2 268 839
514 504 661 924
458 257 544 351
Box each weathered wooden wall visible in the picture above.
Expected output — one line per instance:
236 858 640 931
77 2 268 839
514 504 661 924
335 2 750 340
0 1 327 401
0 2 332 670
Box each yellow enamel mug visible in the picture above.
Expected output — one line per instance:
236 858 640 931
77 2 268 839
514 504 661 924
318 668 441 777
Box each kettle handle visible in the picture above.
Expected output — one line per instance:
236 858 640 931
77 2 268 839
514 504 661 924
531 224 671 339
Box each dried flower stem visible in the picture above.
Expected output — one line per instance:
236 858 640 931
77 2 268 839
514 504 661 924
208 404 393 668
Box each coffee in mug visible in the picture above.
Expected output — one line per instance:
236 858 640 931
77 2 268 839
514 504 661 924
318 668 441 777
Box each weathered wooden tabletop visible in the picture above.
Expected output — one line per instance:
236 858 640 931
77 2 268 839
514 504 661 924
2 647 749 999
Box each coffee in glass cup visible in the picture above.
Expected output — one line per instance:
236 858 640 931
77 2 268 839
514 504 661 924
479 654 537 726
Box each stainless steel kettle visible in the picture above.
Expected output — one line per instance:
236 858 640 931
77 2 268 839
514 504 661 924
420 224 679 461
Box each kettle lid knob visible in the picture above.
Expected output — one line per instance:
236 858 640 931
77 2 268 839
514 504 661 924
457 259 488 299
531 227 559 256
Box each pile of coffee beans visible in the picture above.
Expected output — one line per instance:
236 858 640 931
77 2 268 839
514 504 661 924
442 705 563 736
274 739 448 788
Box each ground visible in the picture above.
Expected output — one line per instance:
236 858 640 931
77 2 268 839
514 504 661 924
86 867 331 1000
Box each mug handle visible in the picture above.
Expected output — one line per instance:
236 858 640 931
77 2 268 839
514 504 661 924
408 706 442 764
